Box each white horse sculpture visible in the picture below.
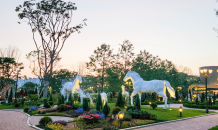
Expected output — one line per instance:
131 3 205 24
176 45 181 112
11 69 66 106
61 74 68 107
124 71 175 109
76 88 88 105
100 92 108 105
60 75 82 99
121 85 130 105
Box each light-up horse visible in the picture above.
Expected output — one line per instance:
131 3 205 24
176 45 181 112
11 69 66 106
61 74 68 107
61 75 82 100
124 71 175 109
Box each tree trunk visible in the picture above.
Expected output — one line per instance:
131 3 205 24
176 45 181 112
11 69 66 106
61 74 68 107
43 80 49 98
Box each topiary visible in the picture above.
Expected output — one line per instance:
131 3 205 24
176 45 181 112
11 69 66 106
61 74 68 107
150 102 157 109
96 93 102 111
112 106 121 115
103 102 110 118
14 103 20 108
44 99 50 108
49 94 53 102
49 101 53 106
24 107 29 113
58 104 66 112
116 91 124 107
134 94 141 110
126 105 134 111
82 98 89 111
123 113 132 121
39 116 52 126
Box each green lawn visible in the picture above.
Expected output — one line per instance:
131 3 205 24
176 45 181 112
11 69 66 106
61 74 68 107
0 104 32 109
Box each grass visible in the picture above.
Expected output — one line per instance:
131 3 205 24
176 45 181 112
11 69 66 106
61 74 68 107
0 104 32 109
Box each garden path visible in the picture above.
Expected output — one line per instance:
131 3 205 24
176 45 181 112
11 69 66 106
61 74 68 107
30 116 73 125
0 110 34 130
134 113 218 130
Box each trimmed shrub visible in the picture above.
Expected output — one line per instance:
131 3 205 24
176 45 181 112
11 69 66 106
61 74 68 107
96 93 102 111
44 99 50 108
126 105 135 111
123 113 132 121
14 103 20 108
82 98 89 111
49 94 53 101
150 102 157 109
49 101 53 106
116 91 124 107
24 107 29 113
103 102 110 118
134 94 141 110
112 106 121 115
39 116 52 126
58 104 66 112
196 98 199 105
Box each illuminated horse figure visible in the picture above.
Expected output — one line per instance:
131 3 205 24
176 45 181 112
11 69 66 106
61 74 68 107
61 75 82 100
121 85 130 105
124 71 175 109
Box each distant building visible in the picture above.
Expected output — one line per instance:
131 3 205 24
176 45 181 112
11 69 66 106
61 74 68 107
188 66 218 99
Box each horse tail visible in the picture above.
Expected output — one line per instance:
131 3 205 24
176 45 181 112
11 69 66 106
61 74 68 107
163 80 175 98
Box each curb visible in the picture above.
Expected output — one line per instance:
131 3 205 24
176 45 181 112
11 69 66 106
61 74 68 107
120 112 218 130
0 109 43 130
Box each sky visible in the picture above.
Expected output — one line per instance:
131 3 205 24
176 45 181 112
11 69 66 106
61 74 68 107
0 0 218 77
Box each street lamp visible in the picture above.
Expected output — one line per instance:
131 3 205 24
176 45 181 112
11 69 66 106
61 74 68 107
118 111 124 128
200 68 213 113
179 106 183 117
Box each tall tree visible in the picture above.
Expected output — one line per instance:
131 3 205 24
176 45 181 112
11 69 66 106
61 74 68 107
16 0 87 98
87 44 113 92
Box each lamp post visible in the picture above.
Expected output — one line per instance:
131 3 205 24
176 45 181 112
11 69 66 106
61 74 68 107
200 68 213 113
118 111 124 128
179 106 183 117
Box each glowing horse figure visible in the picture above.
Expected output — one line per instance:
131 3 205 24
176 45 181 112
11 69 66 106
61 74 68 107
124 71 175 109
75 88 87 105
121 85 130 105
100 92 108 105
61 75 82 100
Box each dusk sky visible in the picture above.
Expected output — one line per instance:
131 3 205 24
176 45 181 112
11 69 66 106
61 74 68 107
0 0 218 77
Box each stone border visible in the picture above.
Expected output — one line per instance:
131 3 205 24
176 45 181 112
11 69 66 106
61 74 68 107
120 112 218 130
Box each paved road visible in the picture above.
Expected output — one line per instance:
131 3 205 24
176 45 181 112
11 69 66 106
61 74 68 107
135 113 218 130
0 110 34 130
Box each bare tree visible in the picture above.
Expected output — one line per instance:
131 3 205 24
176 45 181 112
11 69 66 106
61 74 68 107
16 0 87 97
71 62 89 76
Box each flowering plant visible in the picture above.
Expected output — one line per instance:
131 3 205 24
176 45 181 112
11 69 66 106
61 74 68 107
52 120 67 126
29 106 39 111
64 105 72 110
46 123 63 130
82 114 100 124
75 107 84 114
38 107 58 114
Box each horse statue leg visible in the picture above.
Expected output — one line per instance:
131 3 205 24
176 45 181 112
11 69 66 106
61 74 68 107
157 92 167 109
81 97 83 105
138 92 142 105
130 90 137 106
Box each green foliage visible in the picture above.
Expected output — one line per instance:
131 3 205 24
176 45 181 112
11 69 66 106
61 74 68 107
121 121 130 128
112 106 121 115
208 126 218 130
21 98 25 106
58 104 66 112
58 97 62 106
175 90 178 101
29 94 38 101
201 93 205 103
49 94 53 102
8 88 13 103
209 97 212 106
116 91 124 107
103 102 110 118
83 89 94 93
44 99 50 108
134 94 141 110
126 105 135 111
195 98 199 105
150 102 157 109
96 93 102 111
123 113 132 121
49 101 53 106
82 98 89 111
24 107 29 113
39 116 52 126
14 103 20 108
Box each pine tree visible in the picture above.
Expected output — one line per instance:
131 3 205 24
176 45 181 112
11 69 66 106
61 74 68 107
5 89 8 98
175 89 178 101
78 95 81 102
209 97 212 106
116 91 123 107
134 94 141 110
201 93 205 103
58 97 62 106
103 102 110 119
44 99 50 108
8 88 13 103
189 89 191 101
61 95 65 104
35 87 38 94
96 93 102 111
83 98 89 111
213 92 216 105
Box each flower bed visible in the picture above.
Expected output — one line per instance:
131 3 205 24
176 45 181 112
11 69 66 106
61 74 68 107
82 114 100 124
38 107 58 114
127 109 157 120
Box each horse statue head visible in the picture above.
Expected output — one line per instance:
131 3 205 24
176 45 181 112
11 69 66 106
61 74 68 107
124 71 143 84
75 75 82 83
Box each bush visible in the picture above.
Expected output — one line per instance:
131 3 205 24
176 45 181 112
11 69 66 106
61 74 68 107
150 103 157 109
52 120 67 126
46 123 63 130
44 99 50 108
116 91 124 107
123 113 132 121
29 94 38 101
103 102 110 118
14 103 20 108
36 103 41 106
58 104 66 112
21 99 25 106
209 125 218 130
96 93 102 111
24 107 29 113
112 106 121 115
134 94 140 110
39 116 52 126
49 101 53 106
82 114 100 124
126 105 135 111
128 109 157 120
121 121 130 128
83 98 89 111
